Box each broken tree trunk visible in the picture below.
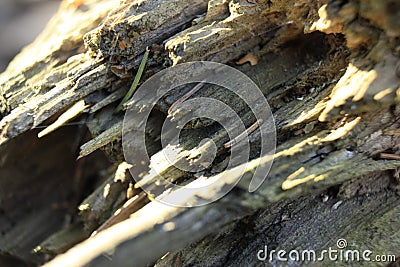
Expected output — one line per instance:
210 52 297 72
0 0 399 266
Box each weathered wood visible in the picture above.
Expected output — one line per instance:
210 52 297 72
0 0 399 266
157 188 400 266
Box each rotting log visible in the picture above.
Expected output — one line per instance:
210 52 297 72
0 0 399 266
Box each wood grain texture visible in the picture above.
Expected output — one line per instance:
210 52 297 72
0 0 399 266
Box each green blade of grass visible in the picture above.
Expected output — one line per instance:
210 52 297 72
114 47 150 113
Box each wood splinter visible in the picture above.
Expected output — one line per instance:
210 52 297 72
38 99 89 138
224 119 263 148
236 52 259 66
378 153 400 160
168 82 206 115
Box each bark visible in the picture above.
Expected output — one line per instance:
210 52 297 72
0 0 399 266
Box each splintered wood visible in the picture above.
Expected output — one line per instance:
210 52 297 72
0 0 399 266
